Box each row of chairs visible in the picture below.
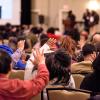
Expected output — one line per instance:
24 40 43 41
46 87 91 100
8 70 87 100
9 70 85 89
9 70 41 100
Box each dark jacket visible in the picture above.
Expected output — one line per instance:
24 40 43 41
80 72 100 93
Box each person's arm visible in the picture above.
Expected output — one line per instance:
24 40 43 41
24 38 56 80
24 43 50 80
11 49 49 99
11 40 25 64
13 64 49 99
15 50 49 98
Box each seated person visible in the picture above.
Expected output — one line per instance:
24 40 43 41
0 49 49 99
80 53 100 93
45 49 75 88
14 51 29 70
0 40 25 69
24 38 56 80
43 49 75 100
71 43 97 74
26 48 75 88
59 35 77 63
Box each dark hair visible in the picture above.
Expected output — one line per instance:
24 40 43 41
40 34 49 46
0 50 12 74
82 43 96 56
31 27 43 34
45 49 71 85
92 54 100 72
64 28 80 42
47 27 56 34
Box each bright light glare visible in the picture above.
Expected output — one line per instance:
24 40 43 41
87 0 100 11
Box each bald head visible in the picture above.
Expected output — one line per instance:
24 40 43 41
92 33 100 43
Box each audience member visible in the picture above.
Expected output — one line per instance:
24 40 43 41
71 43 96 74
64 28 80 43
60 35 77 62
24 38 56 80
40 34 49 47
80 53 100 93
0 40 25 69
45 49 75 88
78 31 88 50
0 49 49 99
47 27 61 40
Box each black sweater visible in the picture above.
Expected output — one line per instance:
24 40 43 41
80 72 100 93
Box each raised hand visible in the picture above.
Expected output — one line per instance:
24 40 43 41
46 38 57 50
17 40 25 51
32 49 45 65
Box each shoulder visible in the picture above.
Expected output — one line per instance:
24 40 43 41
68 75 75 88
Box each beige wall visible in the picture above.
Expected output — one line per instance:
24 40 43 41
31 0 100 31
31 0 49 25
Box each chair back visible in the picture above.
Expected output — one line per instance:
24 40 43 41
31 93 41 100
9 70 25 80
47 87 91 100
72 74 85 89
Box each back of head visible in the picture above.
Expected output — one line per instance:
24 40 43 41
91 32 100 44
31 27 43 34
45 49 71 85
40 34 49 46
82 43 96 56
0 50 12 74
64 29 80 42
47 27 55 34
60 35 76 56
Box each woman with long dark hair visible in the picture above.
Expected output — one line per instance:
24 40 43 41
45 49 75 87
